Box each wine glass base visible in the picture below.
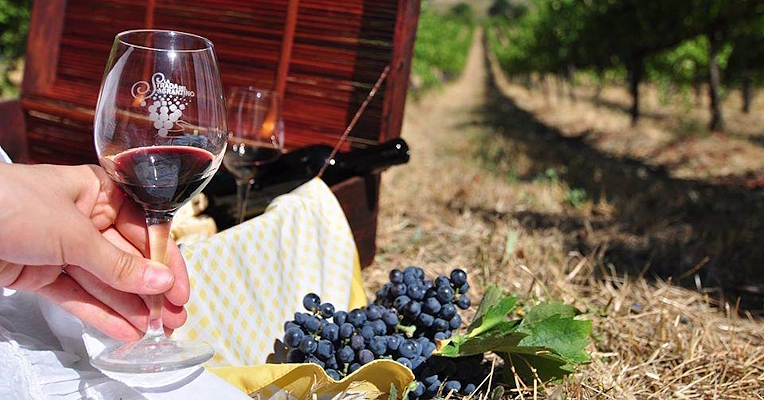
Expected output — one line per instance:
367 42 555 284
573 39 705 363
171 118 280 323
90 337 214 376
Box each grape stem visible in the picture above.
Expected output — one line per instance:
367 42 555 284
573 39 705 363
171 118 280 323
395 323 417 335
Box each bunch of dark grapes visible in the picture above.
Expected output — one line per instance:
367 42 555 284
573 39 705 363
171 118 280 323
277 266 488 398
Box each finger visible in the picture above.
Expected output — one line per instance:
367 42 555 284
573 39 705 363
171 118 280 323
35 273 143 342
66 265 187 331
102 225 189 307
64 217 175 295
1 263 61 292
164 241 190 307
0 260 23 288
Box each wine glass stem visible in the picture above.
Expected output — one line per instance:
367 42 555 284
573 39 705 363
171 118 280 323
235 180 253 224
145 210 173 340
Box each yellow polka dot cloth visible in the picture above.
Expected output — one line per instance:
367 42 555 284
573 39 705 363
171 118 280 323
173 177 367 366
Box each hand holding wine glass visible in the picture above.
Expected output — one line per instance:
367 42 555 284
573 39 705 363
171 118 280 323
224 86 284 223
93 29 227 374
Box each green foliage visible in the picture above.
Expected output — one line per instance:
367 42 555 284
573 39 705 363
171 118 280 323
564 188 588 209
436 285 592 386
412 3 475 92
486 0 764 124
0 0 31 61
0 0 32 97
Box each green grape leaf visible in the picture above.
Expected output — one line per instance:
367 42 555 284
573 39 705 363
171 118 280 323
517 314 592 364
437 329 527 357
519 301 581 330
466 286 518 338
435 288 592 386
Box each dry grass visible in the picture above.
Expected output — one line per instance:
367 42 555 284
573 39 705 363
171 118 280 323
362 29 764 398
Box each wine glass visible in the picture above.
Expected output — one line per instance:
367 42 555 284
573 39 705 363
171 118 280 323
92 30 226 374
224 86 284 223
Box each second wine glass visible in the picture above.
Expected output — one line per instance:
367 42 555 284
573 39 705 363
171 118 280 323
224 87 284 223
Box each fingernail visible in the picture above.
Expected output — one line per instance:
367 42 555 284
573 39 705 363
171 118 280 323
144 262 174 291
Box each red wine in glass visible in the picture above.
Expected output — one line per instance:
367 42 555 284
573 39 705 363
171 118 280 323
109 145 215 211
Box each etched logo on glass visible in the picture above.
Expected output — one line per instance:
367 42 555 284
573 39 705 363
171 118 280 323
131 72 196 137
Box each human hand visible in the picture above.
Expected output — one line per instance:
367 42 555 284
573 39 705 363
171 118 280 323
0 163 189 341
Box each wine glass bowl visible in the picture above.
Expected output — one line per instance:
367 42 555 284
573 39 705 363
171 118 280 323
92 29 226 374
224 86 284 223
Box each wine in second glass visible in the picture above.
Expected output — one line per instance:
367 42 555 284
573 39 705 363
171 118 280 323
224 87 284 223
92 29 227 375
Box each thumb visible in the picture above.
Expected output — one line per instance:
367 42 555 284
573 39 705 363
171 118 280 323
66 225 175 294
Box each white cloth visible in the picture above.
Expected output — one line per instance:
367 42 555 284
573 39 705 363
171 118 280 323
0 146 10 163
0 145 250 400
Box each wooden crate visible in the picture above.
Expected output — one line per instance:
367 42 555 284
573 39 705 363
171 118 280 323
0 0 421 267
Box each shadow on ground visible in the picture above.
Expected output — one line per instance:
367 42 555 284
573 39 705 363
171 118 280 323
475 44 764 313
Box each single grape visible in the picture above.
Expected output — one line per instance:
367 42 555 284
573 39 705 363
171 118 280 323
423 374 439 386
425 381 441 395
420 341 436 358
403 301 422 319
299 336 318 354
439 303 456 320
365 305 382 321
463 383 477 394
350 334 365 350
321 322 340 342
337 345 354 363
391 283 408 297
458 282 470 294
422 297 441 314
389 269 403 284
410 355 425 371
456 295 471 310
449 314 462 330
360 325 376 342
407 284 425 300
293 312 309 325
436 285 455 303
369 336 388 356
416 312 434 327
393 295 412 311
347 309 367 328
411 382 425 398
303 293 321 312
333 310 348 325
339 322 355 339
348 362 361 373
387 335 402 352
283 321 299 332
304 355 325 368
395 357 412 369
381 309 399 326
319 303 335 318
358 349 374 365
444 380 462 393
450 269 467 286
370 319 387 336
326 369 341 380
283 327 304 348
305 315 321 331
399 340 418 358
434 331 449 340
316 339 334 360
434 276 450 288
433 318 449 332
325 356 338 370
